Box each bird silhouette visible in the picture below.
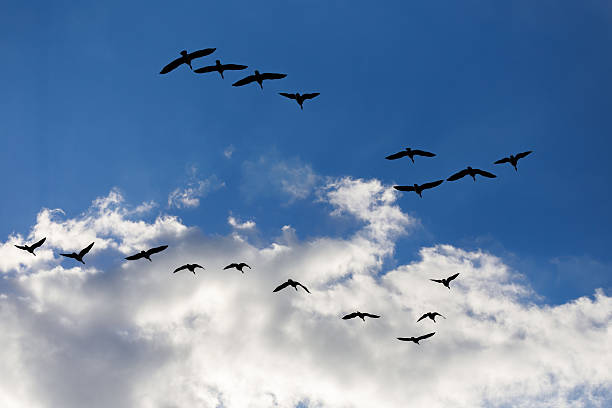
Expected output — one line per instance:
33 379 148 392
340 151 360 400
125 245 168 262
494 151 533 171
447 166 496 182
160 49 216 74
417 312 446 323
224 262 251 273
273 279 310 293
60 242 94 264
279 92 320 109
397 332 435 344
232 70 286 89
342 311 380 322
173 264 204 275
14 237 46 256
385 148 436 163
430 273 460 289
194 59 248 79
394 180 444 198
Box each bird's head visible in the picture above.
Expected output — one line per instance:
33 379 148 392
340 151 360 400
254 70 260 75
467 166 473 171
180 50 188 56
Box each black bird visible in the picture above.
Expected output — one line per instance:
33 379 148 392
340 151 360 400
342 311 380 322
447 166 496 182
385 148 436 163
194 59 248 79
494 151 533 171
160 48 216 74
273 279 310 294
224 262 251 273
173 264 204 275
394 180 444 198
14 237 46 256
125 245 168 262
397 332 435 344
232 70 286 89
279 92 320 110
60 242 94 264
417 312 446 323
430 273 460 289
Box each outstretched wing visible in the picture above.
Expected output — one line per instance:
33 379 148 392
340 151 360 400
417 313 429 322
60 253 77 259
173 265 188 273
411 149 436 157
192 264 204 269
473 169 496 178
193 65 217 74
146 245 168 256
393 185 416 192
397 337 415 342
302 92 320 100
224 263 238 270
515 150 533 160
447 169 469 181
125 252 144 261
232 75 256 87
79 242 94 257
342 312 359 320
31 237 46 249
223 64 248 71
416 332 435 341
447 272 460 282
421 180 444 190
273 281 290 292
260 73 287 81
430 278 444 284
160 57 185 74
14 245 28 251
434 313 446 319
279 92 297 100
239 263 251 269
385 151 409 160
494 157 510 164
188 48 216 59
297 282 311 293
362 313 380 319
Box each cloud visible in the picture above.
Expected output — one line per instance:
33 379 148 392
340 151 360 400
224 145 235 159
0 179 610 408
228 215 256 230
168 174 225 209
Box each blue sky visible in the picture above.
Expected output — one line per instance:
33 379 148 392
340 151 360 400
3 0 610 303
1 2 611 406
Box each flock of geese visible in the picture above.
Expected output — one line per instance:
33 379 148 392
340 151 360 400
13 46 535 347
159 48 320 109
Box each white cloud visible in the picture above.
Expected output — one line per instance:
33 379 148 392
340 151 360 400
228 215 256 230
0 179 610 408
168 174 225 209
224 145 235 159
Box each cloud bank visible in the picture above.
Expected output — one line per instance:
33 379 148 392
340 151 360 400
0 179 610 408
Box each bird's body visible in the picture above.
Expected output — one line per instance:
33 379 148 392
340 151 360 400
494 151 533 171
417 312 446 323
160 49 216 74
342 311 380 322
194 59 247 79
273 279 310 293
394 180 444 198
14 237 46 256
173 263 204 274
224 262 251 273
397 332 435 344
60 242 94 264
125 245 168 262
385 147 436 163
430 273 460 289
447 166 496 182
232 70 286 89
279 92 320 109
